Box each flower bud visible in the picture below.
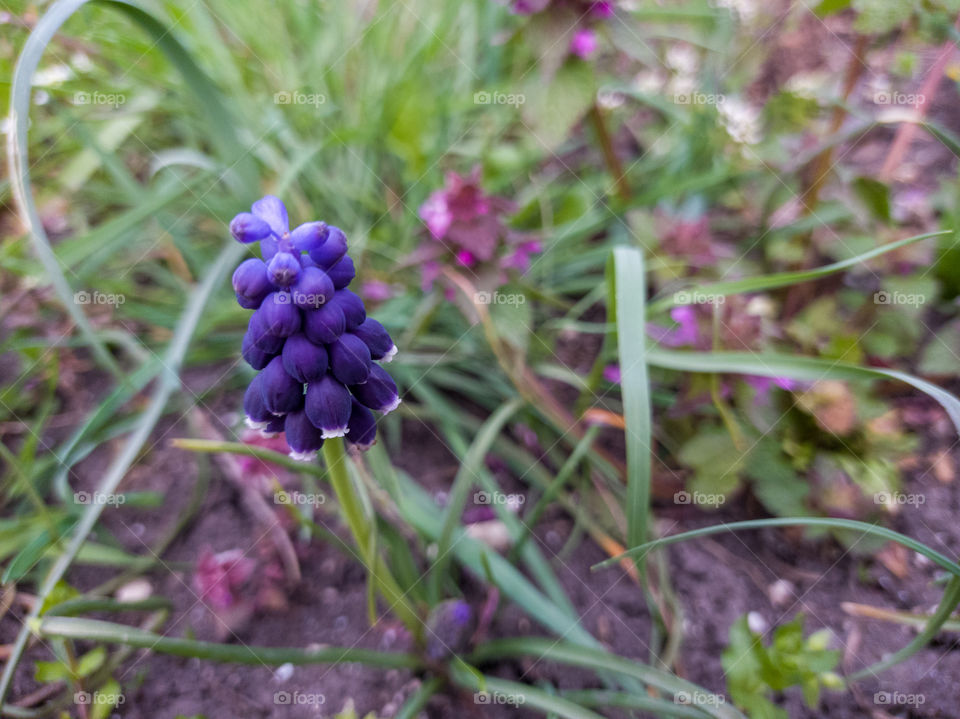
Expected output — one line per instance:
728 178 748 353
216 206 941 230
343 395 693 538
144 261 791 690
328 333 372 385
241 330 275 370
243 373 273 428
284 409 325 460
230 213 272 243
291 266 334 309
425 600 474 661
260 356 304 414
260 292 302 337
261 235 279 261
261 413 286 436
345 398 377 450
326 254 355 289
290 222 329 253
305 375 352 438
303 300 346 344
266 252 301 288
248 310 285 353
232 258 273 309
251 195 288 236
308 225 348 268
329 288 366 329
281 333 329 383
350 364 400 413
353 317 397 362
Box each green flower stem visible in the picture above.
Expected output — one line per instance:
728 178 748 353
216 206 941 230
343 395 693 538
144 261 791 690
322 439 423 640
33 616 422 669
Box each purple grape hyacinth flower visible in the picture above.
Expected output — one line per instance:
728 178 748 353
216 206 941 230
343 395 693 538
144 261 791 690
230 196 400 459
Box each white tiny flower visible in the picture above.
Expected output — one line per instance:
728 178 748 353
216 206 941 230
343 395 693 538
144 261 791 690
32 64 72 87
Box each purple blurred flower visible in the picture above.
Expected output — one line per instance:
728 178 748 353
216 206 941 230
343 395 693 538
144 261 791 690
361 280 395 303
647 306 702 348
744 375 800 406
570 28 598 58
501 239 543 273
603 364 621 384
508 0 611 59
193 548 255 610
414 168 540 289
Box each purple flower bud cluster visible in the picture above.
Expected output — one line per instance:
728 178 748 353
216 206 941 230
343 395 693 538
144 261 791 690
231 196 399 460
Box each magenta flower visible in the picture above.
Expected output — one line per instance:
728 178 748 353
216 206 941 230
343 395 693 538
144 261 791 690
414 167 539 289
570 28 598 59
193 548 255 610
647 306 703 348
603 364 621 384
360 280 395 303
509 0 611 59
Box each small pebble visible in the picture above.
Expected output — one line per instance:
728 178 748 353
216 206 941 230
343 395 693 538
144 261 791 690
274 663 294 683
767 579 795 607
116 579 152 603
747 611 768 634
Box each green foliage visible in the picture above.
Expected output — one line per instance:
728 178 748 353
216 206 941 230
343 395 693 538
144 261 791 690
722 615 842 718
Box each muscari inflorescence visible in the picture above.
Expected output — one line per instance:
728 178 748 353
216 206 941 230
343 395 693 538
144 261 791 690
230 196 399 460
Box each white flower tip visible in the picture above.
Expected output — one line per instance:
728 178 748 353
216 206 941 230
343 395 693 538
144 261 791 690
381 345 398 363
260 430 280 438
321 427 349 439
379 396 402 414
245 417 269 430
288 450 318 462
